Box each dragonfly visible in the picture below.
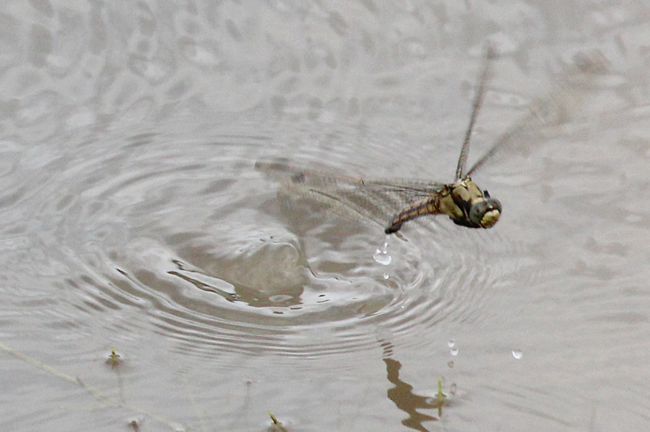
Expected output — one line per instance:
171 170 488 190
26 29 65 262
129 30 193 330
256 47 605 235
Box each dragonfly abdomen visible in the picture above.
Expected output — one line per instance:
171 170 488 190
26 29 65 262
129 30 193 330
385 191 447 234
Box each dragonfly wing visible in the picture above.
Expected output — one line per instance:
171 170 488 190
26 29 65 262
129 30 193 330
256 161 445 228
456 43 496 180
466 50 610 177
277 182 402 228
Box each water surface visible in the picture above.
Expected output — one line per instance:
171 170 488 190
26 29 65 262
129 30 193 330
1 1 650 431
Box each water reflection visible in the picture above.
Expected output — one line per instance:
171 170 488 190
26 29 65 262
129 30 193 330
381 340 445 432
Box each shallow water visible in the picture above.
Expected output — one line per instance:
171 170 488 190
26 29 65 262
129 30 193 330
2 1 650 431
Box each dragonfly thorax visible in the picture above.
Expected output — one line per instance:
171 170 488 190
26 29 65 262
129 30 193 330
449 178 501 229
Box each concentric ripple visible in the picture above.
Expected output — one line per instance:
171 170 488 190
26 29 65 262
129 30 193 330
13 115 530 359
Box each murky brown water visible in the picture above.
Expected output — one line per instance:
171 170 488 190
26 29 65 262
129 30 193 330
2 1 650 431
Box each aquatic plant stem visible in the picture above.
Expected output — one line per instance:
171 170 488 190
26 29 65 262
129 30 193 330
0 340 185 429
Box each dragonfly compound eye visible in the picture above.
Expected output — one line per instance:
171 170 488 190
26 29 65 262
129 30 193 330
469 198 502 228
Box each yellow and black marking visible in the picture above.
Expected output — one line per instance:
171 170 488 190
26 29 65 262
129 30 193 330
385 178 501 233
385 189 447 234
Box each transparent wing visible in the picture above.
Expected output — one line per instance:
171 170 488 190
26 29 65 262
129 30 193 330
456 43 496 180
255 161 445 228
466 50 610 177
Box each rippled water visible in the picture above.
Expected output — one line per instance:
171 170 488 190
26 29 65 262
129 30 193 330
2 1 650 431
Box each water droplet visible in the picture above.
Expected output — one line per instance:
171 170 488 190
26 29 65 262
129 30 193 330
383 273 390 280
447 339 455 348
447 360 454 368
450 383 457 395
450 348 458 356
373 248 392 265
373 241 392 265
512 349 523 360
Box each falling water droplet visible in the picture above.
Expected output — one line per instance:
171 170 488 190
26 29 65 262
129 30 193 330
450 383 457 395
450 348 458 356
373 241 392 265
447 360 454 368
383 273 390 280
373 249 392 265
448 339 455 348
512 349 523 360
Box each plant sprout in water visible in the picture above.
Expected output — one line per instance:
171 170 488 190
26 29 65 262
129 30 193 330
106 347 121 369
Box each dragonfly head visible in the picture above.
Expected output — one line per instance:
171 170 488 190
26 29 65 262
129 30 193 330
469 195 502 228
